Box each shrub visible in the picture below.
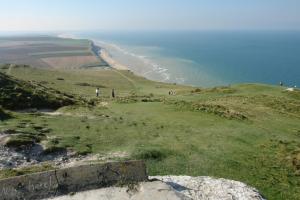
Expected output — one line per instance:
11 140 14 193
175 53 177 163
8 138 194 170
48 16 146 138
191 88 202 93
75 82 106 88
0 107 10 121
42 146 67 155
5 134 38 148
76 148 92 156
192 103 248 120
133 148 169 161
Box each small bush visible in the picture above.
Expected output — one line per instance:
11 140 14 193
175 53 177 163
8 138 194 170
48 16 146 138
207 86 236 94
116 97 138 104
76 148 92 156
1 129 17 135
0 107 10 121
49 137 60 145
5 134 40 148
75 82 106 88
191 88 202 93
133 148 169 161
192 103 248 120
43 146 67 155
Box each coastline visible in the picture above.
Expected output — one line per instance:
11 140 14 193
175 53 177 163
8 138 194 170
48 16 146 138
98 48 128 70
58 34 129 70
91 40 174 84
88 38 173 83
57 35 205 86
57 33 183 85
56 35 223 87
55 34 233 87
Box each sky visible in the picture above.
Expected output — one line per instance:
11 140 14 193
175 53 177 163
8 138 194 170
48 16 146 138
0 0 300 31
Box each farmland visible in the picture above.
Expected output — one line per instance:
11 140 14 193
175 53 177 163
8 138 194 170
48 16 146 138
0 36 108 68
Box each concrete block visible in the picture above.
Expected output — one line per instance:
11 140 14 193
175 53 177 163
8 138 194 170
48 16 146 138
0 160 147 200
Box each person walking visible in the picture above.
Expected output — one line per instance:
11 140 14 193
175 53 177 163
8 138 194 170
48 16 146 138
279 81 283 86
112 88 115 98
96 88 100 97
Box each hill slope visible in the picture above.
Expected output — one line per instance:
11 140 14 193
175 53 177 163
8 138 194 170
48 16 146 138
0 65 75 110
0 65 299 199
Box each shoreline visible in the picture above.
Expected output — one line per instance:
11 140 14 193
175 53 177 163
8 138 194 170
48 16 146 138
57 33 128 70
92 41 175 85
57 34 275 88
92 40 174 84
98 48 129 70
57 34 175 84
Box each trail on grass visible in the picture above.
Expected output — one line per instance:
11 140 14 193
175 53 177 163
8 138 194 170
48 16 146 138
112 69 138 91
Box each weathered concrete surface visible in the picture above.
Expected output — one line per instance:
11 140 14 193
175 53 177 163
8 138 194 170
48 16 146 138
43 176 265 200
44 181 191 200
0 161 147 200
151 176 266 200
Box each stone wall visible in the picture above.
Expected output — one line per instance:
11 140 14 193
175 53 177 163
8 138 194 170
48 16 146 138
0 160 147 200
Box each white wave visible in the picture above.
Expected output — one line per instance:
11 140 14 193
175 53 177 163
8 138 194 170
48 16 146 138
57 33 78 39
175 77 185 84
94 40 173 82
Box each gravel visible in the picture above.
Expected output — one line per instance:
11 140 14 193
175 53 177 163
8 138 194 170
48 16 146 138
150 176 266 200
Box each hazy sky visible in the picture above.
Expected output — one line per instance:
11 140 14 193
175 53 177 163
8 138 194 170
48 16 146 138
1 0 300 31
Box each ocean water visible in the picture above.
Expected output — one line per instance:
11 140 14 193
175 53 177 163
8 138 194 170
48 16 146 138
77 31 300 87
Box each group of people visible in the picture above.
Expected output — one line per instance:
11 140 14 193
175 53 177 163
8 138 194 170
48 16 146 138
96 88 115 98
279 81 297 88
96 88 180 98
168 90 176 95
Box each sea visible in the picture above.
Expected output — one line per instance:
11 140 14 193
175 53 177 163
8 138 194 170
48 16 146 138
76 31 300 87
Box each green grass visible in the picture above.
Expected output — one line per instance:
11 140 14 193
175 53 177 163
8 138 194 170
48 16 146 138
29 50 93 58
0 164 54 180
5 134 38 148
0 66 300 199
0 69 76 110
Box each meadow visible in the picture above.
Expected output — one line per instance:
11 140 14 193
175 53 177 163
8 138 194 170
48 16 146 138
0 64 300 199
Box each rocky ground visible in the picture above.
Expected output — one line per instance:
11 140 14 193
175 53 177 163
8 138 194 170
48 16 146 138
151 176 266 200
0 136 73 169
0 129 129 170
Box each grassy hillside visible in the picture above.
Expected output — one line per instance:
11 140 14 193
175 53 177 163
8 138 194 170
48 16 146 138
0 65 300 199
0 65 75 110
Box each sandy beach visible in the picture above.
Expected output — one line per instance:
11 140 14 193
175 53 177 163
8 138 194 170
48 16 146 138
92 40 173 83
57 34 128 70
99 48 128 70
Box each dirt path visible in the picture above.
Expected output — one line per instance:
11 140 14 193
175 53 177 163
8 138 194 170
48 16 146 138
0 134 10 145
6 64 13 75
112 69 138 91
